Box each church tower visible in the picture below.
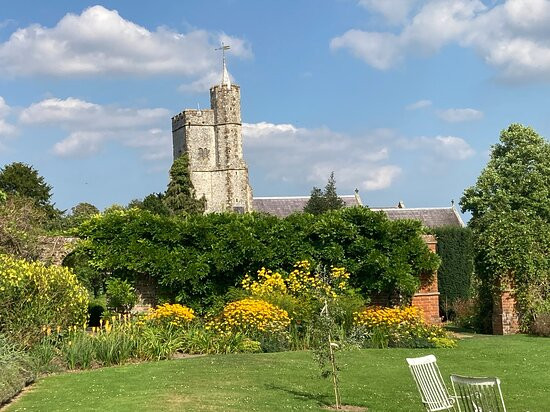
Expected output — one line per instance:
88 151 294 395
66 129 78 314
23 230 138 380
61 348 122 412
171 49 253 213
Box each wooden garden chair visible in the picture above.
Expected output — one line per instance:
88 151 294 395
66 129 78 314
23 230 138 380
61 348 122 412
450 375 507 412
406 355 457 411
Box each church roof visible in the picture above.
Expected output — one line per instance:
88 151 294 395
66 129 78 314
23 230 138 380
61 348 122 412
253 196 464 228
371 207 465 228
253 195 360 218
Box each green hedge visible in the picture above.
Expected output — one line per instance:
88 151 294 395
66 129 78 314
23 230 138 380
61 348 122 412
434 226 474 316
75 207 440 311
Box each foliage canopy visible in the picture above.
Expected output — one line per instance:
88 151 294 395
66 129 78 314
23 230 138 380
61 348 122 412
461 124 550 329
75 207 439 310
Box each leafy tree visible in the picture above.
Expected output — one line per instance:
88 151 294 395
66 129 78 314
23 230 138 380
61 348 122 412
0 163 55 213
164 154 205 215
143 193 171 216
69 203 99 226
0 195 46 260
461 124 550 330
304 172 345 215
127 193 170 216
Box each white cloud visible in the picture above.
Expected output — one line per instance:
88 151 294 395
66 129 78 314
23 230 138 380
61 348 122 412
243 122 401 191
0 5 252 78
358 0 420 25
0 97 16 137
19 97 171 159
397 135 475 160
362 165 402 190
438 108 483 122
406 99 432 110
332 0 550 81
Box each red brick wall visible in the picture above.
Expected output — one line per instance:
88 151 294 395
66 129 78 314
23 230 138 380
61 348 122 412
411 235 441 325
370 235 441 325
492 280 519 335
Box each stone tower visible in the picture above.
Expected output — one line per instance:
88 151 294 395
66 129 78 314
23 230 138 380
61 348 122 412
171 59 253 213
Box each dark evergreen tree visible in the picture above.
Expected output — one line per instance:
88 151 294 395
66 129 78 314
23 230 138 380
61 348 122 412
304 187 325 215
304 172 345 215
164 154 205 215
323 172 345 210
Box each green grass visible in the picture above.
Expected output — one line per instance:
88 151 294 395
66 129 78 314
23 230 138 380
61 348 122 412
6 335 550 411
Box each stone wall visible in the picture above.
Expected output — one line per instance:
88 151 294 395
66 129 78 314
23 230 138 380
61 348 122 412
36 236 78 266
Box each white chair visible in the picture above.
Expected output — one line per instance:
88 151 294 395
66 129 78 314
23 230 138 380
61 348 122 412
406 355 457 411
450 375 507 412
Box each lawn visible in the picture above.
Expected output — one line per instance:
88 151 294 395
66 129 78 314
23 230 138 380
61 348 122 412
6 335 550 411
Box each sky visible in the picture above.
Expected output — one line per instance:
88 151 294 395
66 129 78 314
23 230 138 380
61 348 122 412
1 0 550 214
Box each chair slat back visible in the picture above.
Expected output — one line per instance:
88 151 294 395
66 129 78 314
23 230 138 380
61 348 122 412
450 375 507 412
407 355 455 411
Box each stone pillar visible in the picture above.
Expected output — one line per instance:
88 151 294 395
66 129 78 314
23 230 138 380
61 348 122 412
411 235 441 325
492 280 519 335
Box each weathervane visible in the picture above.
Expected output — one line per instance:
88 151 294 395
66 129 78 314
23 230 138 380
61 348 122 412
215 42 230 66
215 42 232 87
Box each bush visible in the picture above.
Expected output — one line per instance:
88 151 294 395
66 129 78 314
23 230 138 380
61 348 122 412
145 303 195 327
433 226 474 319
353 306 456 348
0 335 35 405
0 254 88 345
88 295 106 327
106 278 137 314
531 313 550 336
75 207 440 311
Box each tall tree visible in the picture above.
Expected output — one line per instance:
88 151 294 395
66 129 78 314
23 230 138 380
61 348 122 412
323 172 345 210
460 124 550 330
0 162 53 209
164 154 205 215
304 172 345 215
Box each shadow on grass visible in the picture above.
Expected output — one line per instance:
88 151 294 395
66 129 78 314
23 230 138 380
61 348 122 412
265 383 331 407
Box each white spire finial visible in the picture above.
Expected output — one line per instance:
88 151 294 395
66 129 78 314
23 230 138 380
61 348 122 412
215 42 231 88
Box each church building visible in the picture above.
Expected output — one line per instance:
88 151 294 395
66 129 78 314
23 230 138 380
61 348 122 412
171 54 253 213
171 54 464 228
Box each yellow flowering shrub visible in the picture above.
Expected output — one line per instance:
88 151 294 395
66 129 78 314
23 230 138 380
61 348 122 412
145 303 195 327
0 254 89 344
354 306 423 329
242 260 351 300
212 298 290 335
353 306 456 349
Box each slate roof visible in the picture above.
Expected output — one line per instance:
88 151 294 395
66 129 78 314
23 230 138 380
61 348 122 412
253 196 464 228
253 195 360 218
372 207 465 228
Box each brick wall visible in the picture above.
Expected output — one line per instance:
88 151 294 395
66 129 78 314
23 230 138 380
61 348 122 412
411 235 441 325
370 235 441 325
492 279 519 335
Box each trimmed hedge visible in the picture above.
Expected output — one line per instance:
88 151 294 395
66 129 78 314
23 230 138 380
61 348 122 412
75 207 440 310
433 226 474 316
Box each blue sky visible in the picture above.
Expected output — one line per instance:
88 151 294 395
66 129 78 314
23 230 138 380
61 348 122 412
1 0 549 213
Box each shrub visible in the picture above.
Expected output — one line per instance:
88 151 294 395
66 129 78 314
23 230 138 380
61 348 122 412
145 303 195 327
0 254 88 345
0 335 35 405
531 313 550 337
433 226 474 318
353 306 456 349
451 298 478 329
210 298 291 351
88 295 106 327
106 278 137 314
75 207 440 311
